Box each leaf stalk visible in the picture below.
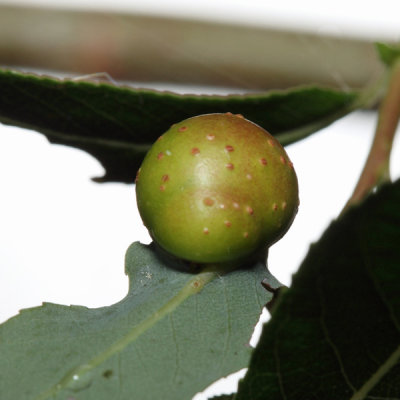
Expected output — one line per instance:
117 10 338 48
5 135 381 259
343 58 400 212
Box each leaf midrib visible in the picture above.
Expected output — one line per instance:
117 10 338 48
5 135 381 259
349 344 400 400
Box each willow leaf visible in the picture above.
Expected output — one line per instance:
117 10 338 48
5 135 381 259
0 242 281 400
0 69 357 183
235 180 400 400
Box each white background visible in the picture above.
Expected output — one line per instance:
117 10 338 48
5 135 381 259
1 1 400 398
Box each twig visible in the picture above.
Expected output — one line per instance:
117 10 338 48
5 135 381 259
342 59 400 213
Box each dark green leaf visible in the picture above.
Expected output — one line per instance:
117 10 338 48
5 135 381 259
208 395 235 400
376 42 400 67
0 69 357 183
235 180 400 400
0 242 281 400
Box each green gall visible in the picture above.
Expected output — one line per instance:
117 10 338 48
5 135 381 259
136 113 299 264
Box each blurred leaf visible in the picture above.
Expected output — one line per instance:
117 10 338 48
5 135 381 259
0 69 357 183
376 42 400 67
0 242 281 400
0 5 383 89
234 180 400 399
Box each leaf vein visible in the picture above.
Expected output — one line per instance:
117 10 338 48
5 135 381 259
169 313 180 384
61 88 136 136
317 274 357 394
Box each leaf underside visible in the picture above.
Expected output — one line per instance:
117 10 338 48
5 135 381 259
235 180 400 400
0 243 281 400
0 69 357 183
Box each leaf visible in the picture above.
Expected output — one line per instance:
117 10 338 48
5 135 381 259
376 42 400 67
234 180 400 400
0 69 357 183
0 242 281 400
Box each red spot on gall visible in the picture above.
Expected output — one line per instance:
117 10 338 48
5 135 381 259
203 197 214 206
135 169 141 183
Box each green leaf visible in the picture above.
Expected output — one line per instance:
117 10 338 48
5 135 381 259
235 180 400 400
0 242 281 400
376 42 400 67
0 69 357 183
